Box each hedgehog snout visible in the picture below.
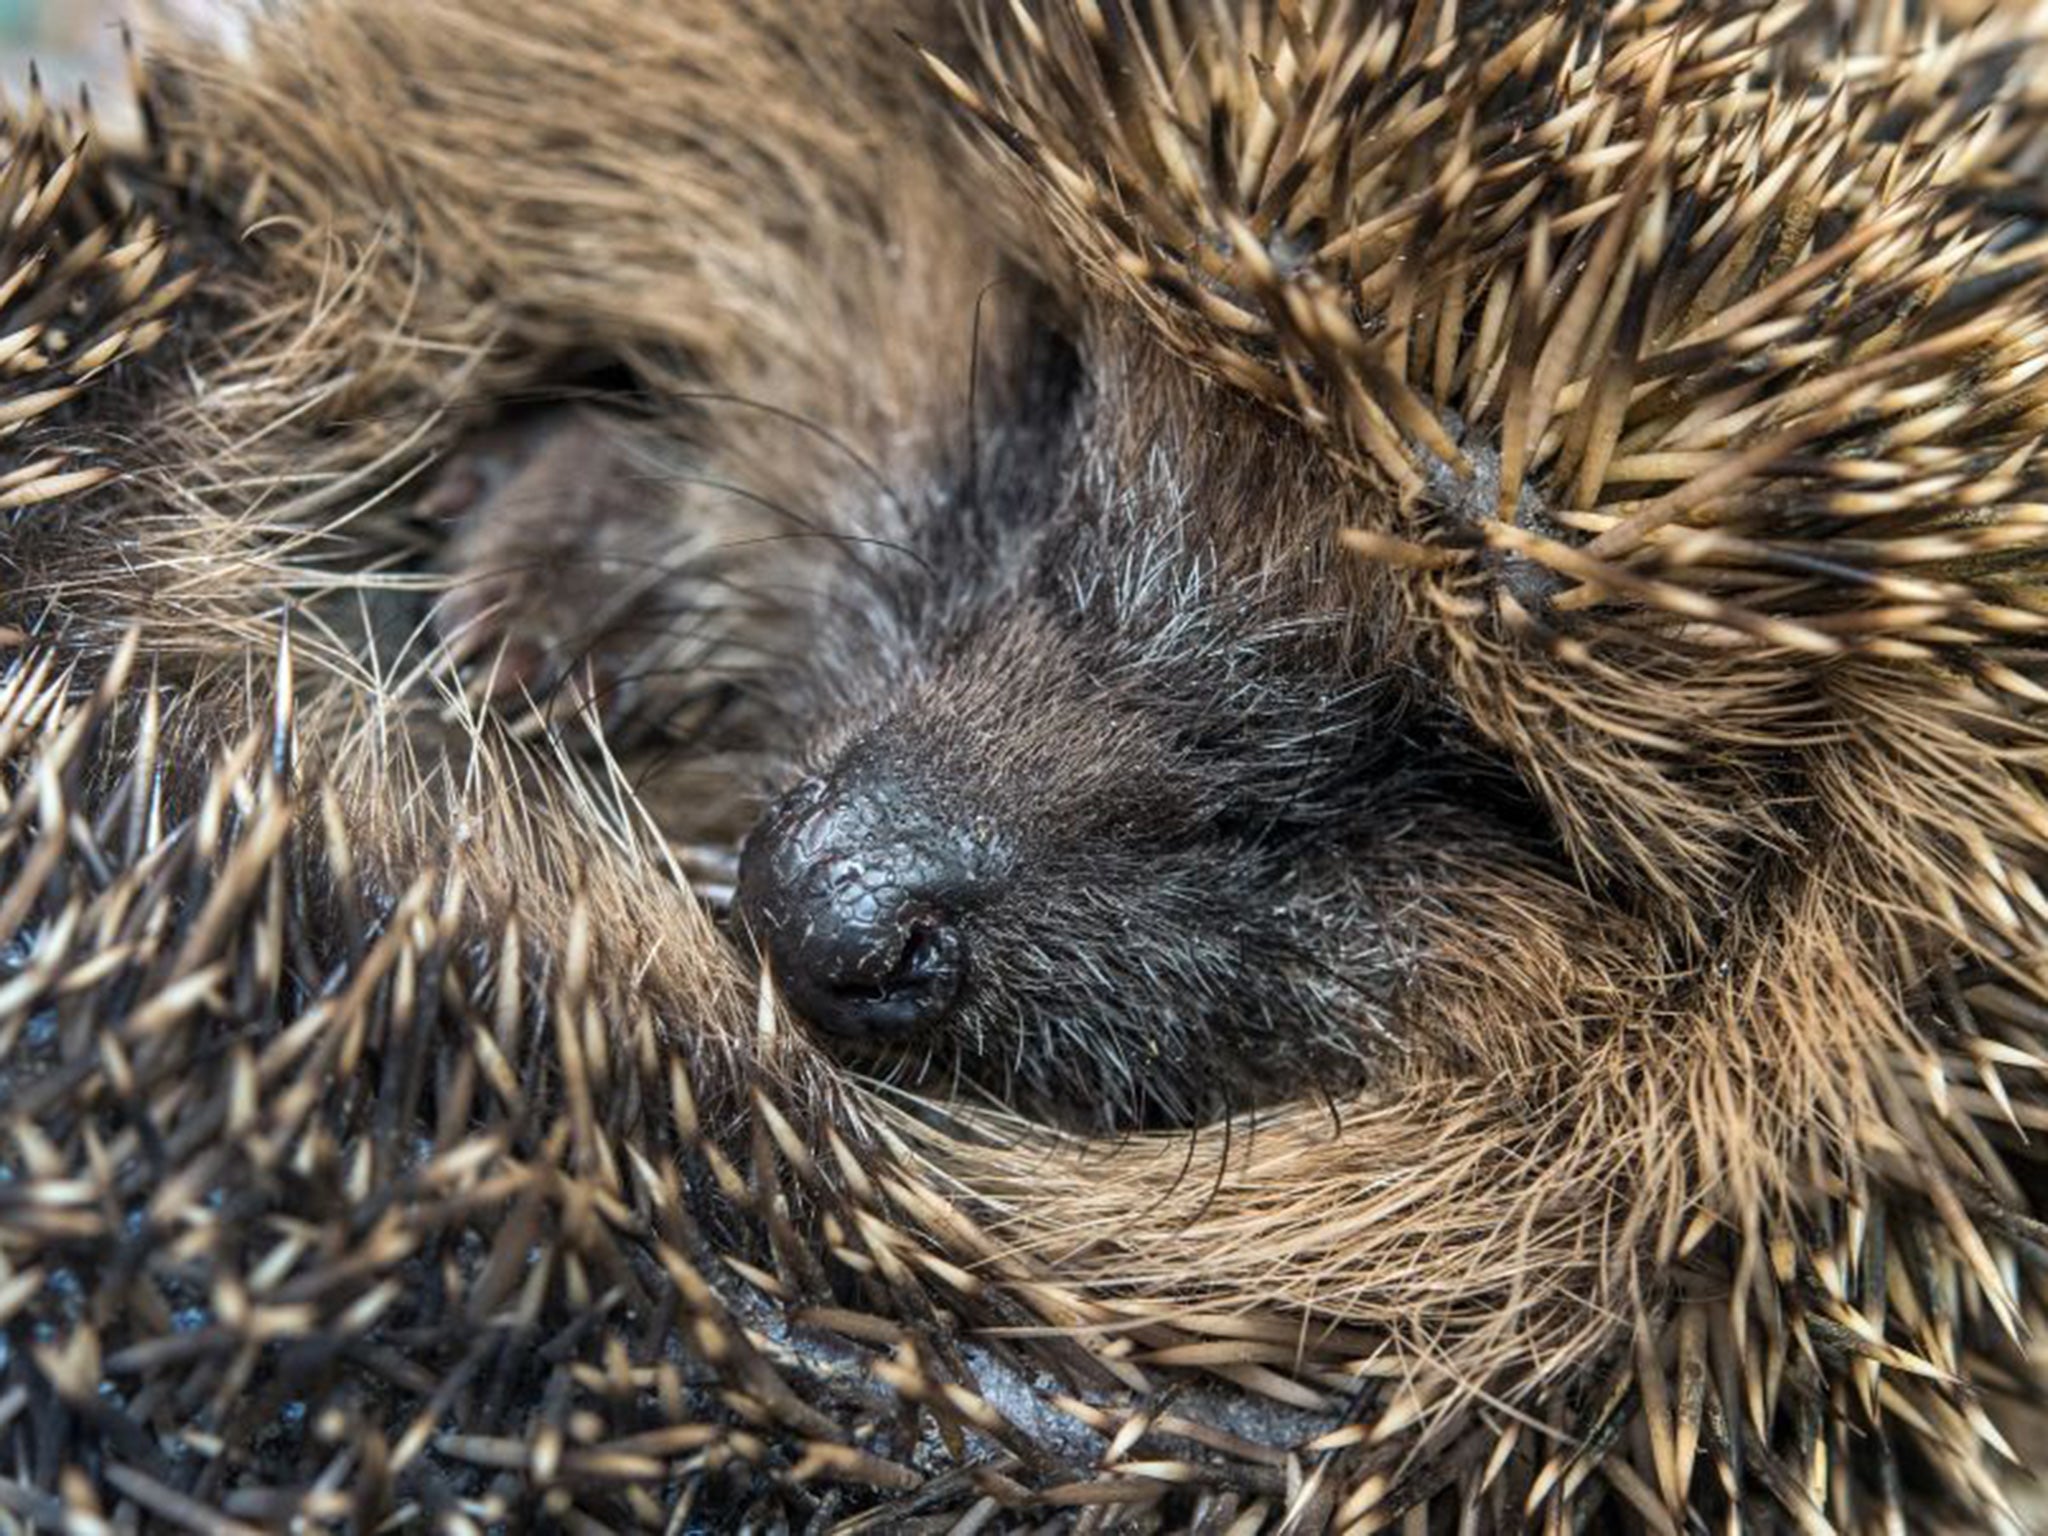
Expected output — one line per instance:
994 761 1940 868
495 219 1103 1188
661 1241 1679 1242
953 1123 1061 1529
736 768 993 1043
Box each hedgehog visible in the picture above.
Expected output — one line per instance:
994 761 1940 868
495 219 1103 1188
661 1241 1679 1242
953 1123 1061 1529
4 0 2048 1531
433 289 1571 1136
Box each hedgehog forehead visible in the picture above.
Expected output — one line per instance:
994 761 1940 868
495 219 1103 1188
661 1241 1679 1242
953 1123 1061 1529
793 496 1384 851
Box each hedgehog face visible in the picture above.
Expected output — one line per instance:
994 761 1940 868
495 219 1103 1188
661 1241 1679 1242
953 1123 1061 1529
726 341 1537 1129
423 329 1575 1133
734 520 1400 1129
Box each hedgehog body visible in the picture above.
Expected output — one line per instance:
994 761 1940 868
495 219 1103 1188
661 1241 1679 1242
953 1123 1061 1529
1 1 2047 1531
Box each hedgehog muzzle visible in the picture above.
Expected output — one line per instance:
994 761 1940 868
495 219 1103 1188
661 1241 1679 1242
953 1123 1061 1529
737 763 994 1040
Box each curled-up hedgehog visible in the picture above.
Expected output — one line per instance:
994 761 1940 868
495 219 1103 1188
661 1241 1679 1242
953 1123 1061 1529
433 319 1569 1134
5 0 2048 1530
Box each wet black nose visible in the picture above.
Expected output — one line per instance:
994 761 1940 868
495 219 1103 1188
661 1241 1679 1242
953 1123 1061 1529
736 771 986 1041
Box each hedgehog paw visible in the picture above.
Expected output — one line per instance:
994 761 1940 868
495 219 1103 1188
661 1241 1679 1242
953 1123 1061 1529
427 407 668 733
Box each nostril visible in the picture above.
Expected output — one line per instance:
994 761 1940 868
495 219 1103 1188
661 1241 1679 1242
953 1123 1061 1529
754 890 969 1041
735 774 982 1044
892 918 961 994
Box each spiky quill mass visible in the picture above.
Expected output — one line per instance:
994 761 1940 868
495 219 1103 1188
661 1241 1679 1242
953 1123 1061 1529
4 0 2048 1530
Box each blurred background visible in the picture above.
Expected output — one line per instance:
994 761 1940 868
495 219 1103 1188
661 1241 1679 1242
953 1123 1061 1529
0 1 234 134
0 0 128 104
